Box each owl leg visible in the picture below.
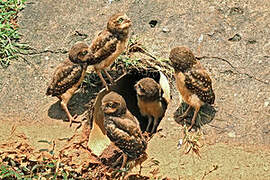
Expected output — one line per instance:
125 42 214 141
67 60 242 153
179 105 192 120
151 117 158 134
120 154 128 169
103 69 114 84
96 69 109 91
59 96 80 127
188 106 200 131
146 116 153 132
113 154 128 169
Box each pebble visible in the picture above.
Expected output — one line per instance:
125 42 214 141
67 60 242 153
177 139 183 149
198 34 204 43
264 101 269 107
45 56 49 61
162 27 170 33
228 131 236 138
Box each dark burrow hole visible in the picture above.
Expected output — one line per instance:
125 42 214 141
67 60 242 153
93 68 169 133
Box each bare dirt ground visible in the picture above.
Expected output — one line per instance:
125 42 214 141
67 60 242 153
0 0 270 179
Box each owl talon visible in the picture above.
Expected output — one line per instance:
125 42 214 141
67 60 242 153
69 115 82 127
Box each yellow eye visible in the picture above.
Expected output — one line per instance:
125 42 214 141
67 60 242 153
118 17 124 24
107 102 113 107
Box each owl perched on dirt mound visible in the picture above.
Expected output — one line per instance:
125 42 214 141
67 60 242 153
89 13 132 91
101 91 147 168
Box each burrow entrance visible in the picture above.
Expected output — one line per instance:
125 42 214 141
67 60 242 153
91 68 170 134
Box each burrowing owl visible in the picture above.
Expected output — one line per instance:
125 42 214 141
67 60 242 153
46 42 94 127
101 91 147 168
169 46 215 130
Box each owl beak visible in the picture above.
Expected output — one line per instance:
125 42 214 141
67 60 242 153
125 18 132 26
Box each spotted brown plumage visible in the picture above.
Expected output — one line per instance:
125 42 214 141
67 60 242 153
89 13 132 91
101 92 147 168
46 61 84 96
46 42 94 127
169 46 215 130
184 69 215 104
134 77 167 134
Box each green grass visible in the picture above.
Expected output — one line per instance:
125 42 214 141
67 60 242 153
0 159 73 179
0 0 28 67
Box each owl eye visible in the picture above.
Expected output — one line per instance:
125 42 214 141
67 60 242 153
117 17 124 24
107 102 114 108
138 84 145 92
81 50 88 56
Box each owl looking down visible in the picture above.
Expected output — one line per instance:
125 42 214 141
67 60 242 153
101 91 147 168
169 46 215 130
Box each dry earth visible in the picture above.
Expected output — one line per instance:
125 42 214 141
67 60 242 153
0 0 270 179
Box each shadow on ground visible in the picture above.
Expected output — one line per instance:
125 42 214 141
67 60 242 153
47 92 92 121
174 102 216 130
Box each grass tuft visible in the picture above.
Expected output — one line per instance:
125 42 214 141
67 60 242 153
0 0 28 67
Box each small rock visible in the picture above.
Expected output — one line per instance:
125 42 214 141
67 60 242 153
247 39 257 44
229 7 244 16
264 101 269 107
177 139 183 149
228 131 236 138
198 34 204 43
45 56 49 61
162 27 170 33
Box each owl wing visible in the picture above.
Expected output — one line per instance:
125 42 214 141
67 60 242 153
46 60 83 96
89 30 118 65
107 115 142 138
104 116 146 159
184 67 215 104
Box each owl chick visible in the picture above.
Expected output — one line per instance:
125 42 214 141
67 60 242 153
101 91 147 168
169 46 215 130
46 42 94 127
89 13 132 91
134 77 167 134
